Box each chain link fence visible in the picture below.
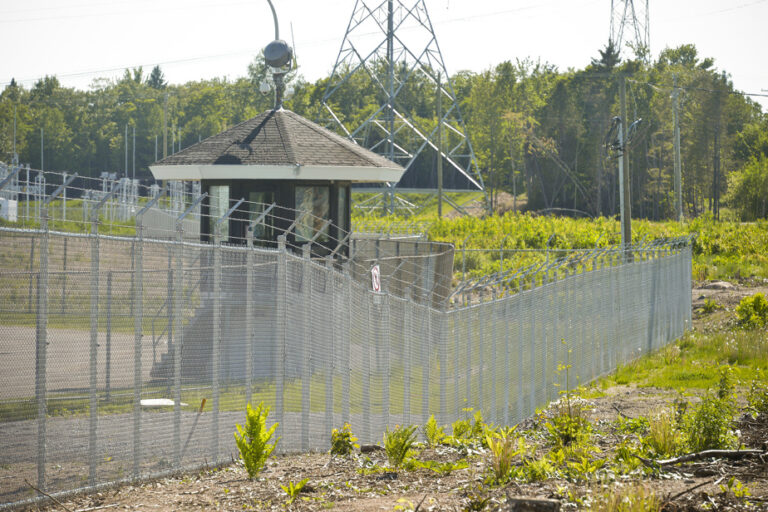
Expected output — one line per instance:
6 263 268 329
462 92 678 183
0 193 691 508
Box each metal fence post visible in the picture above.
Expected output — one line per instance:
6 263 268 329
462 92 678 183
28 238 35 313
106 271 113 401
342 260 351 426
439 309 447 426
503 298 510 426
246 226 254 408
465 302 472 410
325 264 334 441
422 305 430 425
381 294 391 430
89 209 100 486
362 291 371 443
301 243 311 451
517 283 524 421
528 280 536 414
60 238 67 314
275 235 287 435
403 291 411 425
173 225 184 465
133 218 144 479
453 309 460 421
36 210 49 491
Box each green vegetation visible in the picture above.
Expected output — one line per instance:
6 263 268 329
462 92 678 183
383 424 419 469
601 328 768 390
281 478 309 506
354 212 768 281
736 292 768 328
233 402 280 479
330 423 359 457
3 41 767 223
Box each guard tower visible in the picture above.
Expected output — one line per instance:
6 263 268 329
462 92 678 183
150 109 403 254
149 7 404 255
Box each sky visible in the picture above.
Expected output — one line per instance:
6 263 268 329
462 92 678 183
1 0 767 110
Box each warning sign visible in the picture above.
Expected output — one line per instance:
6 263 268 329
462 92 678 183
371 264 381 292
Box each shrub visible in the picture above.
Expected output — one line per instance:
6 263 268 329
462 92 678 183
234 402 280 479
682 367 738 452
383 424 418 468
747 375 768 416
423 415 446 447
330 423 359 457
736 293 768 329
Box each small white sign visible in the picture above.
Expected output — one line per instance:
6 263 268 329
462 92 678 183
371 264 381 292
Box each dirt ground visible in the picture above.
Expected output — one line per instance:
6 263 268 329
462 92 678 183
19 280 768 512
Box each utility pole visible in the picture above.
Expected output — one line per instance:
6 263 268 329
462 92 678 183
132 125 136 181
619 76 632 253
437 71 443 219
163 93 168 159
672 74 682 222
40 128 44 171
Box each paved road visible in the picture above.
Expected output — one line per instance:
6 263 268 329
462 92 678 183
0 325 160 401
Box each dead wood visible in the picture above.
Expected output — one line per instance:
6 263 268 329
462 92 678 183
637 448 766 467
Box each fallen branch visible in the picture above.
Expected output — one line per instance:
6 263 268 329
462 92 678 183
637 449 765 467
24 479 74 512
664 477 722 504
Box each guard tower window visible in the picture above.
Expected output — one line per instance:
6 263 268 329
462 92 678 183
295 185 330 243
248 190 274 243
210 185 230 239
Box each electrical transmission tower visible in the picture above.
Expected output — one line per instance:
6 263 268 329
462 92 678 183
610 0 650 58
321 0 484 212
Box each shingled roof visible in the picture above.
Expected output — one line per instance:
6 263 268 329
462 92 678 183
150 109 404 183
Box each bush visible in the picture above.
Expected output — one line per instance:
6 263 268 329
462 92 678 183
383 425 418 469
423 415 446 448
234 402 280 479
747 375 768 416
682 367 738 452
330 423 359 457
736 293 768 329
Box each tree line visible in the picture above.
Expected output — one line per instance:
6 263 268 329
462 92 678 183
1 42 767 220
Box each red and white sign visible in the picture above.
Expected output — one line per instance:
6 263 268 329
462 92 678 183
371 264 381 292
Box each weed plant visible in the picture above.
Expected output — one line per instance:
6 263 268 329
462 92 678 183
281 478 310 506
642 409 680 457
484 427 520 484
590 485 661 512
233 402 280 479
423 414 446 447
383 424 418 469
330 423 359 457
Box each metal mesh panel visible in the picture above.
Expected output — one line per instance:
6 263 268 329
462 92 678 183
0 224 693 508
